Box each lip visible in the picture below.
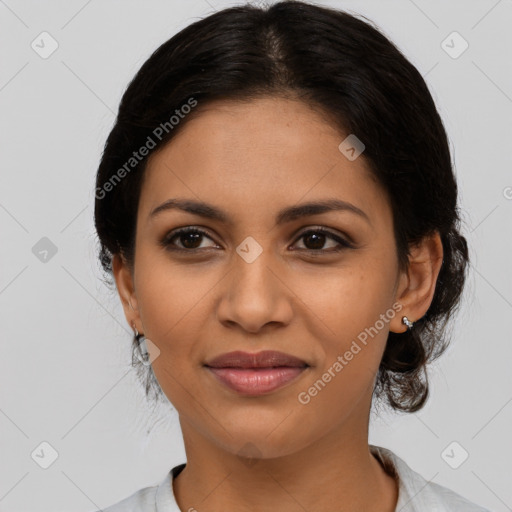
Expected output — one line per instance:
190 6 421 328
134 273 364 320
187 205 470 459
204 350 309 396
204 350 308 369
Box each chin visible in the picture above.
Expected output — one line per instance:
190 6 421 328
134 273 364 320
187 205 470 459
211 417 312 461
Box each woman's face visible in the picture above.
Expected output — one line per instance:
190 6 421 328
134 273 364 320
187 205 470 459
115 96 409 458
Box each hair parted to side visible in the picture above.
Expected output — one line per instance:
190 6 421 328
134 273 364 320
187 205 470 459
94 1 469 413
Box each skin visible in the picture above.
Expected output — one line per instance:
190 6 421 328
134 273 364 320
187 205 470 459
113 96 444 512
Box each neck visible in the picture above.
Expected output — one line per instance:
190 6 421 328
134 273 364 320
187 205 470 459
173 409 398 512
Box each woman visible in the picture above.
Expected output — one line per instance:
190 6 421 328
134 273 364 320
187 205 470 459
93 1 491 510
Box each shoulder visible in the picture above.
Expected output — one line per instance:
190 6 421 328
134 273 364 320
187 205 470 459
93 485 157 512
426 480 493 512
90 472 168 512
90 463 185 512
370 445 493 512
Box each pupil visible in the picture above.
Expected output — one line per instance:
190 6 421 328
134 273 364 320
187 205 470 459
305 233 325 250
182 232 202 248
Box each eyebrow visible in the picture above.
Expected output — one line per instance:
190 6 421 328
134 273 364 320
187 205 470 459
149 198 371 227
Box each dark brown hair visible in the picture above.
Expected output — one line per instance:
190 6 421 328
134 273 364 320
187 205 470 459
94 1 469 413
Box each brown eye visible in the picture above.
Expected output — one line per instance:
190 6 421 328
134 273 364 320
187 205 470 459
161 227 217 251
302 232 328 250
292 228 353 253
160 226 353 255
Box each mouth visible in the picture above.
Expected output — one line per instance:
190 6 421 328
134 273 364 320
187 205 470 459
204 350 310 396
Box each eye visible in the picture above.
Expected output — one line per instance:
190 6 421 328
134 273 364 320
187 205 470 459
160 226 354 254
291 227 354 253
161 227 218 252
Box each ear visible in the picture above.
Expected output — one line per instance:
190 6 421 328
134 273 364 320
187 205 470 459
112 253 142 335
390 230 444 333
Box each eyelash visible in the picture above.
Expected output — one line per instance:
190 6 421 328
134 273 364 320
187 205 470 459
160 226 354 255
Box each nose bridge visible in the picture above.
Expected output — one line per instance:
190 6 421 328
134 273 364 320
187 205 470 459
232 236 279 299
216 235 292 331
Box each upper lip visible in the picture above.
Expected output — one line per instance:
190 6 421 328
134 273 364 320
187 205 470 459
204 350 309 369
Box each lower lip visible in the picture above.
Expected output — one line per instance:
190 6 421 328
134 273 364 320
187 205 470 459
206 366 307 395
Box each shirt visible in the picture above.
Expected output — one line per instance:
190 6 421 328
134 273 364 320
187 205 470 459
96 444 492 511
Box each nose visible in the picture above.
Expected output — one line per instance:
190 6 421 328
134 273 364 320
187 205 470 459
215 247 294 334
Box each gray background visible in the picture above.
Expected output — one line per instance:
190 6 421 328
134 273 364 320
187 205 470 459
1 0 511 511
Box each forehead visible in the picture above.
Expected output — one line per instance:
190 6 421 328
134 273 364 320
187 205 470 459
139 97 389 227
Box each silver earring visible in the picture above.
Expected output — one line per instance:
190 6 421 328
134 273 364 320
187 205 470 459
132 324 150 365
402 316 414 330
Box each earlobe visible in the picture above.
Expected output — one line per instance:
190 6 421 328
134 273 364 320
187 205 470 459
391 231 444 333
112 253 140 327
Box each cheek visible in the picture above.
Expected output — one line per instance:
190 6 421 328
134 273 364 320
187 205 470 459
291 256 396 345
134 244 220 340
290 259 397 406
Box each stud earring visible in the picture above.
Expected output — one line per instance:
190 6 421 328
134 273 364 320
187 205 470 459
402 316 414 330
